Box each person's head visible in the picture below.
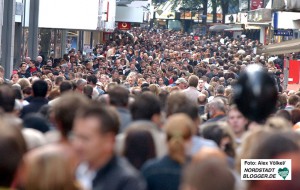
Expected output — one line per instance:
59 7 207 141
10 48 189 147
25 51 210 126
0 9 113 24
32 80 48 98
76 79 87 92
166 92 200 128
198 79 205 89
55 76 64 87
18 78 31 90
19 62 27 72
164 114 194 164
197 93 207 105
130 92 161 125
175 78 187 90
291 109 300 125
275 109 292 122
288 95 300 106
277 93 288 110
149 84 160 96
36 56 43 63
87 75 97 86
0 117 27 187
123 125 156 169
181 158 235 190
52 93 89 138
59 81 73 94
0 84 16 113
29 60 36 68
265 116 292 130
83 85 93 99
215 85 225 96
206 98 226 119
108 85 129 107
201 122 236 158
21 145 78 190
227 105 248 138
72 104 119 169
188 75 199 88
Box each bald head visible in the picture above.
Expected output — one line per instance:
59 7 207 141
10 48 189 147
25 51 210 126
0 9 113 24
36 56 43 63
198 93 207 105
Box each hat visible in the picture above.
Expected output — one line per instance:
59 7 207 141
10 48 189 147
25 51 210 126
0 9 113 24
97 55 105 58
175 78 187 84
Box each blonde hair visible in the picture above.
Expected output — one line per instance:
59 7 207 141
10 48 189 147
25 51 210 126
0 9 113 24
17 78 31 90
24 146 80 190
149 84 160 96
164 114 193 164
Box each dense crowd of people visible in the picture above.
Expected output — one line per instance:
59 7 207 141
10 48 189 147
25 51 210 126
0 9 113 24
0 28 300 190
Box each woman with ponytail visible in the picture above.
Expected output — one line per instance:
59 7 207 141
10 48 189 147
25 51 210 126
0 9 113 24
141 114 194 190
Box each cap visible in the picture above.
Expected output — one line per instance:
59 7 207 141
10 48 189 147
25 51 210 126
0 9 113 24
175 78 188 84
97 55 105 58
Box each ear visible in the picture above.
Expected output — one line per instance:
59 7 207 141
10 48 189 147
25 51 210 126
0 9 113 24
103 133 116 151
151 113 161 127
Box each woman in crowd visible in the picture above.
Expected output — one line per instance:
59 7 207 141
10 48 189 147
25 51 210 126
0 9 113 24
141 114 194 190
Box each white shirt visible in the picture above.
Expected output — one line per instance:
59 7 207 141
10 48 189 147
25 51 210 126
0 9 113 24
76 162 96 190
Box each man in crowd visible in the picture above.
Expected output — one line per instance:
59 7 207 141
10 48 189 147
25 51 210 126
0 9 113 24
73 104 146 190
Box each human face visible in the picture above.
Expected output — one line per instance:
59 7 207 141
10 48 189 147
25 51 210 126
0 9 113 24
72 117 111 165
178 82 186 90
158 78 164 85
12 74 19 84
21 64 27 72
227 108 248 136
198 80 204 89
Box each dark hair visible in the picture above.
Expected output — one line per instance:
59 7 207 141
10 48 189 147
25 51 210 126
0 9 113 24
59 81 73 94
275 109 291 122
53 93 90 137
19 62 26 68
0 85 16 112
130 92 161 120
108 86 129 107
76 104 120 135
251 131 300 159
87 75 97 85
166 92 198 120
23 86 32 96
124 128 156 169
23 113 50 133
32 80 48 98
202 123 235 158
55 76 64 86
13 87 23 100
291 109 300 125
188 75 199 88
277 94 287 110
83 85 93 99
0 118 27 187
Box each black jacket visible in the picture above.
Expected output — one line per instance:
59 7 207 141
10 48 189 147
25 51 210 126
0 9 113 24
92 156 146 190
20 97 48 118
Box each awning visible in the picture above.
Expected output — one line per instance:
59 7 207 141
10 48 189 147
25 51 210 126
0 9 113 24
247 22 271 26
258 39 300 55
224 27 244 31
209 24 232 32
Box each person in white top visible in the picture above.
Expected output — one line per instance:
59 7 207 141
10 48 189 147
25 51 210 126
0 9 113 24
183 75 201 104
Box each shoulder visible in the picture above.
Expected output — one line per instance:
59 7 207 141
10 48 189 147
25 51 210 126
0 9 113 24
141 157 167 174
114 157 146 189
